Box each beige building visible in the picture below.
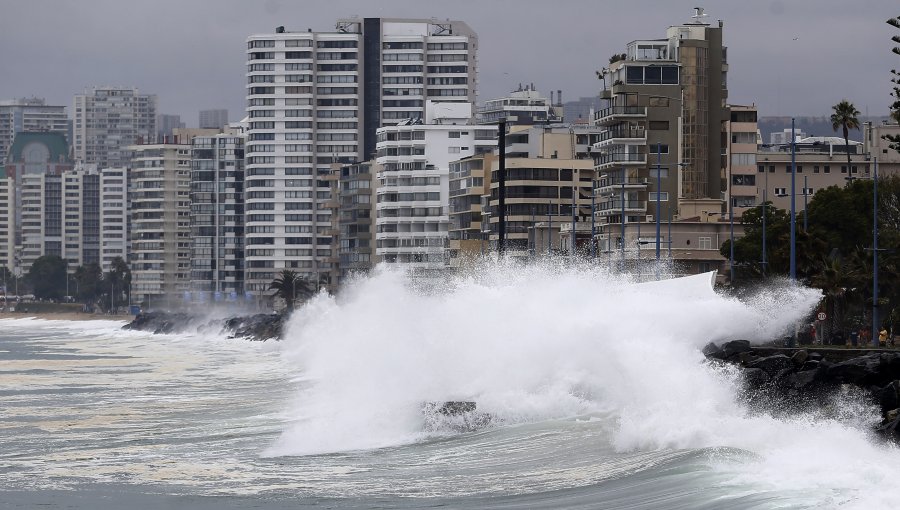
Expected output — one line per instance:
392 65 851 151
864 122 900 176
447 152 495 266
336 160 378 284
488 125 599 259
129 128 219 308
596 14 729 231
756 137 868 213
557 215 740 283
724 105 760 218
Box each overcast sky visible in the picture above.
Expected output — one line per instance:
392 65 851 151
1 0 896 125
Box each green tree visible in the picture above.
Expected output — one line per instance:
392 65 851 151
830 100 861 174
73 263 103 303
27 255 68 300
100 257 131 311
269 269 317 312
811 254 861 343
886 16 900 153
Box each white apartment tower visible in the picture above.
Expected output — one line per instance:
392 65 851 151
19 173 62 269
190 133 246 300
99 167 129 272
0 175 13 273
73 87 157 169
243 18 477 293
61 167 100 266
375 102 495 271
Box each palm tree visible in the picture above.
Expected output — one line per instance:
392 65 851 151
830 100 861 177
268 269 317 312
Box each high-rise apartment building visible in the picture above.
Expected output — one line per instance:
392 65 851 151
19 172 61 269
595 13 728 240
199 109 229 130
0 171 13 273
99 167 129 272
129 128 218 308
61 167 100 266
0 98 68 165
374 102 494 272
243 18 477 292
190 132 245 300
3 132 74 273
336 160 378 281
73 87 157 169
447 151 495 266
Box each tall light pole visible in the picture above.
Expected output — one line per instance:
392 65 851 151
655 142 662 264
590 180 596 259
620 178 626 272
789 117 797 281
872 157 882 347
761 188 767 276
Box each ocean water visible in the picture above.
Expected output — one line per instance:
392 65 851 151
2 263 899 509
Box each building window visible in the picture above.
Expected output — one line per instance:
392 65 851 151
774 187 786 196
732 174 755 186
824 165 830 174
813 165 820 173
699 237 712 249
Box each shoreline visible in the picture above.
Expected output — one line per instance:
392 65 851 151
0 312 131 322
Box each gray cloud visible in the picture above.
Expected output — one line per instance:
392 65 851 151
0 0 896 123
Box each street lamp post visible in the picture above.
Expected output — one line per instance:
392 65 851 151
872 157 882 347
761 188 767 276
590 180 596 259
655 143 662 264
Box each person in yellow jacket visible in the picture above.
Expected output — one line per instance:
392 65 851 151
879 329 888 346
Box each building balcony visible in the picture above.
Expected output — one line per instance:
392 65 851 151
595 176 648 195
596 199 648 217
594 152 647 170
595 127 647 148
593 106 647 126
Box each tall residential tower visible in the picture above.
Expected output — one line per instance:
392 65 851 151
243 18 477 293
73 87 157 169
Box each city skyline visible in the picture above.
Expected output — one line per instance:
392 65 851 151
1 0 897 124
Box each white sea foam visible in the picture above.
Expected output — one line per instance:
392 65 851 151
266 261 900 507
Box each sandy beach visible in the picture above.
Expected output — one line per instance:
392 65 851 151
0 312 131 322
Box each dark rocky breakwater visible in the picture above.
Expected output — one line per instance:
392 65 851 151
705 340 900 442
123 311 285 341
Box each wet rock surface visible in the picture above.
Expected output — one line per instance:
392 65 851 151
124 311 286 341
707 341 900 443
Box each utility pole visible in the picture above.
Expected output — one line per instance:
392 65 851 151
570 182 576 259
497 119 506 256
